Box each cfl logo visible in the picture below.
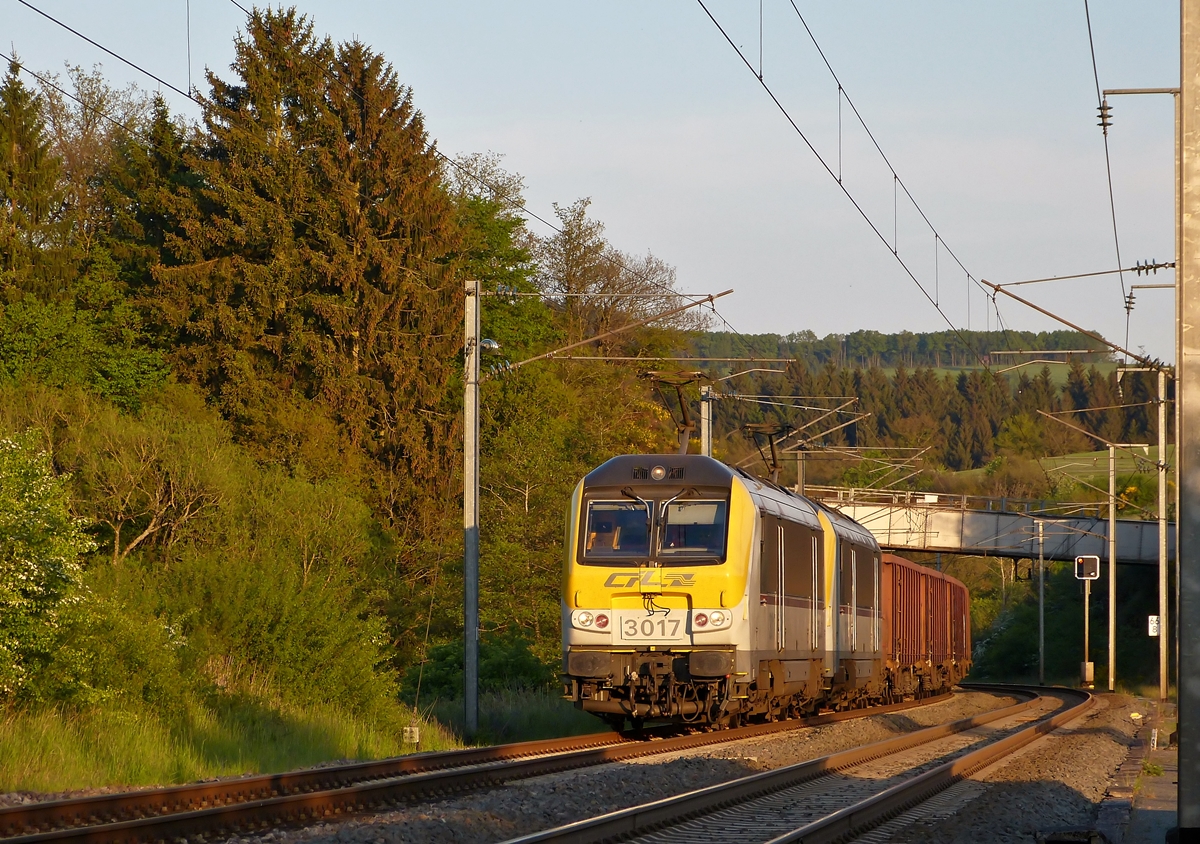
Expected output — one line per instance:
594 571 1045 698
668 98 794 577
603 572 696 588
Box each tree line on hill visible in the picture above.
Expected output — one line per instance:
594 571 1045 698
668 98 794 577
709 358 1165 487
693 328 1111 370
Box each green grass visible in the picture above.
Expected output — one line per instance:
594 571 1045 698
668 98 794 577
875 362 1120 386
945 446 1171 496
0 700 459 793
427 688 613 746
1040 445 1172 477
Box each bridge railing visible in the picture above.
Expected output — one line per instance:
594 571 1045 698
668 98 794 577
803 485 1128 521
803 485 1171 564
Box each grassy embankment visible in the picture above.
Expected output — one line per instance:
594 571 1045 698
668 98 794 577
0 702 460 793
427 689 609 746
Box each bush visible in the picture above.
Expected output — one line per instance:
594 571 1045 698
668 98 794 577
0 431 94 698
400 629 556 705
27 573 189 714
427 687 604 745
0 252 168 410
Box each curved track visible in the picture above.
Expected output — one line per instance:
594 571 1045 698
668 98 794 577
0 691 962 843
502 684 1091 844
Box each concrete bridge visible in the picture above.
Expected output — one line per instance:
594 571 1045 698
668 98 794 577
806 487 1173 566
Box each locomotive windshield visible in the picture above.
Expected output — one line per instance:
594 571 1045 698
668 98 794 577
659 501 727 557
581 497 728 563
583 501 650 558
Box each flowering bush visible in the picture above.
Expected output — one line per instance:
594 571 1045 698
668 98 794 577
0 432 94 697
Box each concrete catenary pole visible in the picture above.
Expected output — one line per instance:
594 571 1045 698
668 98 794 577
1176 75 1185 715
463 279 480 737
1178 0 1200 826
1160 368 1170 703
1108 444 1117 692
700 385 713 457
1038 520 1045 686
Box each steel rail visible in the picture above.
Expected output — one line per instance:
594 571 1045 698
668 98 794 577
0 730 633 839
0 691 964 842
769 686 1094 843
500 684 1074 844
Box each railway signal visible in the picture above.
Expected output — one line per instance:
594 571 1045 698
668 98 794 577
1074 555 1101 580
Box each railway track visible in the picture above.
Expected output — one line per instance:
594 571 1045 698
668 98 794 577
503 683 1092 844
0 690 963 843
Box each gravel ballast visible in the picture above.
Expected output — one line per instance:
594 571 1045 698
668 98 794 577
221 690 1019 844
863 693 1141 844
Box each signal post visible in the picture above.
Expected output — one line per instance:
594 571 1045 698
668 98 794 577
1076 555 1100 688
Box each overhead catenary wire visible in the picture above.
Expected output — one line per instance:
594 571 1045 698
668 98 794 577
4 50 136 134
997 263 1174 287
228 0 758 342
4 48 737 388
1082 0 1130 357
15 0 193 102
696 1 987 368
787 1 992 305
185 0 192 95
19 0 729 342
1055 400 1159 415
0 49 460 299
991 293 1016 354
982 278 1159 368
723 395 858 413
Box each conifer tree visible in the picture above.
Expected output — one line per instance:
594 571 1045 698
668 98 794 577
103 96 195 287
0 59 71 298
147 8 464 537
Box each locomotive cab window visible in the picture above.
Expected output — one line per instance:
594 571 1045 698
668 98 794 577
659 501 727 559
583 501 650 558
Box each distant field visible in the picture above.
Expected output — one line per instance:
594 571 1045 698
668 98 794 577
878 361 1120 386
946 445 1170 487
1040 445 1171 477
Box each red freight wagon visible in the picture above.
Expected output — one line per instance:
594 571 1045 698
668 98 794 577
880 553 972 698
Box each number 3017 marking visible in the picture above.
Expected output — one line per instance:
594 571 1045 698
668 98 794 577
623 617 681 638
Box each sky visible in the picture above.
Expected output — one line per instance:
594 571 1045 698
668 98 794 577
4 1 1183 361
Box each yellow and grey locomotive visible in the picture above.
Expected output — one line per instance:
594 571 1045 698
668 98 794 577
562 454 906 728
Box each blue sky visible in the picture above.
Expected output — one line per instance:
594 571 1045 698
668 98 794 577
5 1 1182 360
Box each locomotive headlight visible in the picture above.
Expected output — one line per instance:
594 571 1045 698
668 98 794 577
709 610 727 627
576 611 594 628
594 613 609 629
650 465 667 481
694 612 708 628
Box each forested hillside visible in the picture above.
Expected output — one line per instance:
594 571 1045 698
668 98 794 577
0 6 1169 787
706 359 1164 481
0 8 693 782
